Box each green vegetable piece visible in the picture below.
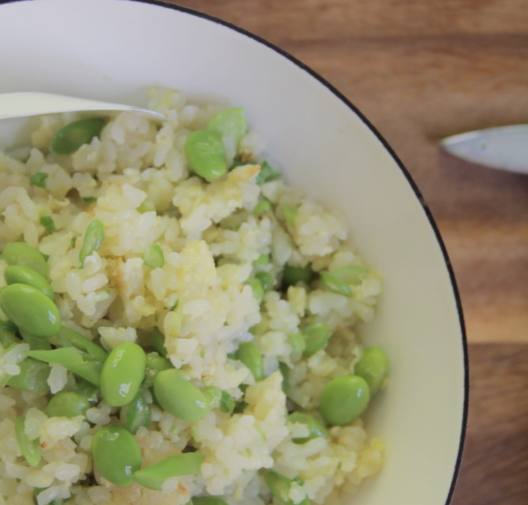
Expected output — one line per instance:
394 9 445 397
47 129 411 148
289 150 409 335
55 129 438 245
253 253 269 266
193 498 229 505
320 271 351 297
26 348 103 386
50 117 106 155
91 425 141 487
101 343 147 407
0 316 17 333
151 329 167 357
282 264 312 287
288 332 306 354
332 265 368 286
288 412 329 444
3 242 48 277
7 358 50 393
206 107 247 147
303 322 330 357
15 416 41 467
142 244 164 269
40 216 56 234
0 283 61 338
44 391 91 418
143 352 172 388
280 204 298 227
137 202 156 213
0 327 19 348
264 470 309 505
253 200 272 217
76 377 98 401
255 271 274 293
203 385 221 410
83 196 98 203
133 452 205 490
219 391 235 414
319 375 370 426
153 369 209 421
185 130 227 180
244 277 264 304
20 331 52 350
56 326 108 362
278 362 289 394
256 161 281 185
123 389 151 434
30 172 48 189
354 347 388 396
79 219 104 266
235 342 264 381
4 265 54 300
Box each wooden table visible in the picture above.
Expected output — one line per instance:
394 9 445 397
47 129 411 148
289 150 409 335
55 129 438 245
166 1 528 502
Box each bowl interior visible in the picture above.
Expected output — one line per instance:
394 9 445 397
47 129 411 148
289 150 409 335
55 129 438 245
0 1 467 504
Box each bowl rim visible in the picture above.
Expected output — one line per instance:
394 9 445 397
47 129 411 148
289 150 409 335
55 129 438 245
0 0 469 502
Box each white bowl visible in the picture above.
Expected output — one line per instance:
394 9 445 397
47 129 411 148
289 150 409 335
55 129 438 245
0 1 468 504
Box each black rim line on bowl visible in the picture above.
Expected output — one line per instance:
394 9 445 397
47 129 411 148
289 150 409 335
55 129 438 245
0 0 469 503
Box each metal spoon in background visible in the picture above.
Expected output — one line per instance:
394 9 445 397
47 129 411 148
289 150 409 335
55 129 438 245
0 92 165 122
439 124 528 175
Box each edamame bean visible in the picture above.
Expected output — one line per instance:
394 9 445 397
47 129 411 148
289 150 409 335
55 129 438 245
320 271 351 297
203 385 222 410
0 327 19 348
79 219 104 266
56 326 108 362
123 389 151 434
303 322 329 357
20 331 52 351
254 253 270 266
133 452 205 490
15 416 41 467
50 117 106 155
151 329 167 357
282 264 312 287
154 369 209 421
288 332 306 353
207 107 247 147
354 347 388 396
264 470 309 505
255 271 274 292
332 265 368 286
142 244 164 269
244 277 264 304
288 412 329 444
91 425 141 487
4 265 54 300
0 284 61 338
319 375 370 426
26 348 103 386
235 342 264 381
3 243 48 278
278 362 289 394
185 130 227 180
256 161 281 185
143 352 172 388
7 358 50 393
193 498 229 505
101 343 146 407
219 391 235 414
44 391 91 418
76 377 98 401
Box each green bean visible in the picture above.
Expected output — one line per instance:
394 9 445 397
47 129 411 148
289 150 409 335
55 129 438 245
153 369 209 421
235 342 264 381
0 327 19 348
101 343 146 407
26 348 103 386
244 277 264 304
280 204 298 227
91 425 141 487
151 329 167 357
143 352 172 388
354 347 388 396
44 391 91 418
193 498 228 505
40 216 56 234
256 161 281 185
253 200 272 217
20 331 52 351
203 386 221 409
255 271 274 292
50 117 106 155
303 322 329 357
185 130 227 180
7 358 50 392
264 470 309 505
15 416 41 467
288 412 329 444
4 265 54 300
3 242 48 278
206 107 247 147
320 271 351 297
30 172 48 189
123 389 151 434
319 375 370 426
56 326 107 362
142 244 164 269
219 391 235 414
282 264 312 287
288 332 306 354
253 253 270 266
278 362 289 394
133 452 205 490
79 219 104 266
332 265 368 286
0 284 60 337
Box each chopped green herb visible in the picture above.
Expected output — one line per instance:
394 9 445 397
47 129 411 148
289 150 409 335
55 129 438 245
138 203 156 213
30 172 48 189
280 204 298 227
142 244 165 269
320 271 351 297
40 216 56 233
219 391 235 414
83 196 97 203
256 161 281 185
79 219 105 266
253 253 270 266
253 200 272 217
71 236 77 248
